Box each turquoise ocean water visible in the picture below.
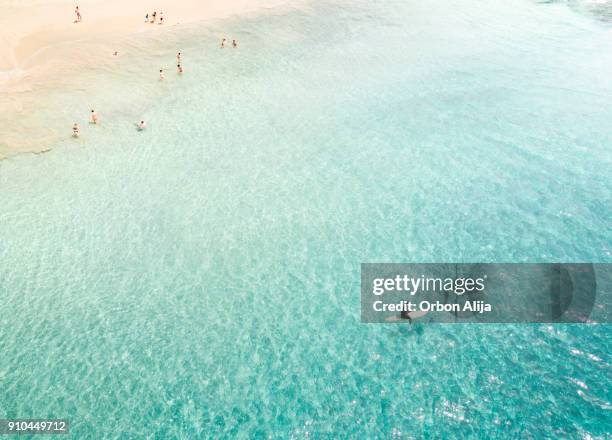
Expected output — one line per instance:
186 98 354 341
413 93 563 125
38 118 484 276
1 0 611 437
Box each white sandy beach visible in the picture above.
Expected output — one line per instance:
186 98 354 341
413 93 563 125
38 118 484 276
0 0 295 158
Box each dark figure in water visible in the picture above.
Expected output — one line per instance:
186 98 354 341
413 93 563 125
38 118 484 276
400 310 413 323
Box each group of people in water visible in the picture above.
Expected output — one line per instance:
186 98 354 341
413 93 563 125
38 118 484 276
72 110 96 137
159 51 185 81
158 51 182 82
72 49 187 137
70 6 239 139
220 38 238 49
72 109 145 137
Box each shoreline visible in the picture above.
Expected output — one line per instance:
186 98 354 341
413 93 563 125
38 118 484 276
0 0 298 159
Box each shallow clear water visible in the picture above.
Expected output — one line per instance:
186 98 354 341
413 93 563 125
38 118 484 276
1 0 611 437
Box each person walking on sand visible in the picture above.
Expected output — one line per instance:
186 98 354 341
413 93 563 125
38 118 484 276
177 64 183 74
221 38 227 48
151 11 157 23
145 13 149 23
159 69 165 80
232 39 237 48
159 12 164 25
75 6 82 22
72 123 80 137
90 109 98 124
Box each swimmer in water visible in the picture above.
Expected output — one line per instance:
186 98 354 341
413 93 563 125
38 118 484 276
400 310 413 324
159 69 165 80
232 39 237 48
90 109 98 124
221 38 226 48
384 307 428 323
72 123 80 137
177 64 183 74
137 120 146 130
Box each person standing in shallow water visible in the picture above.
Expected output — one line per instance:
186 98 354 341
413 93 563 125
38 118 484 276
72 123 80 137
159 69 165 80
90 109 98 124
232 39 237 48
220 38 226 48
177 64 183 74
